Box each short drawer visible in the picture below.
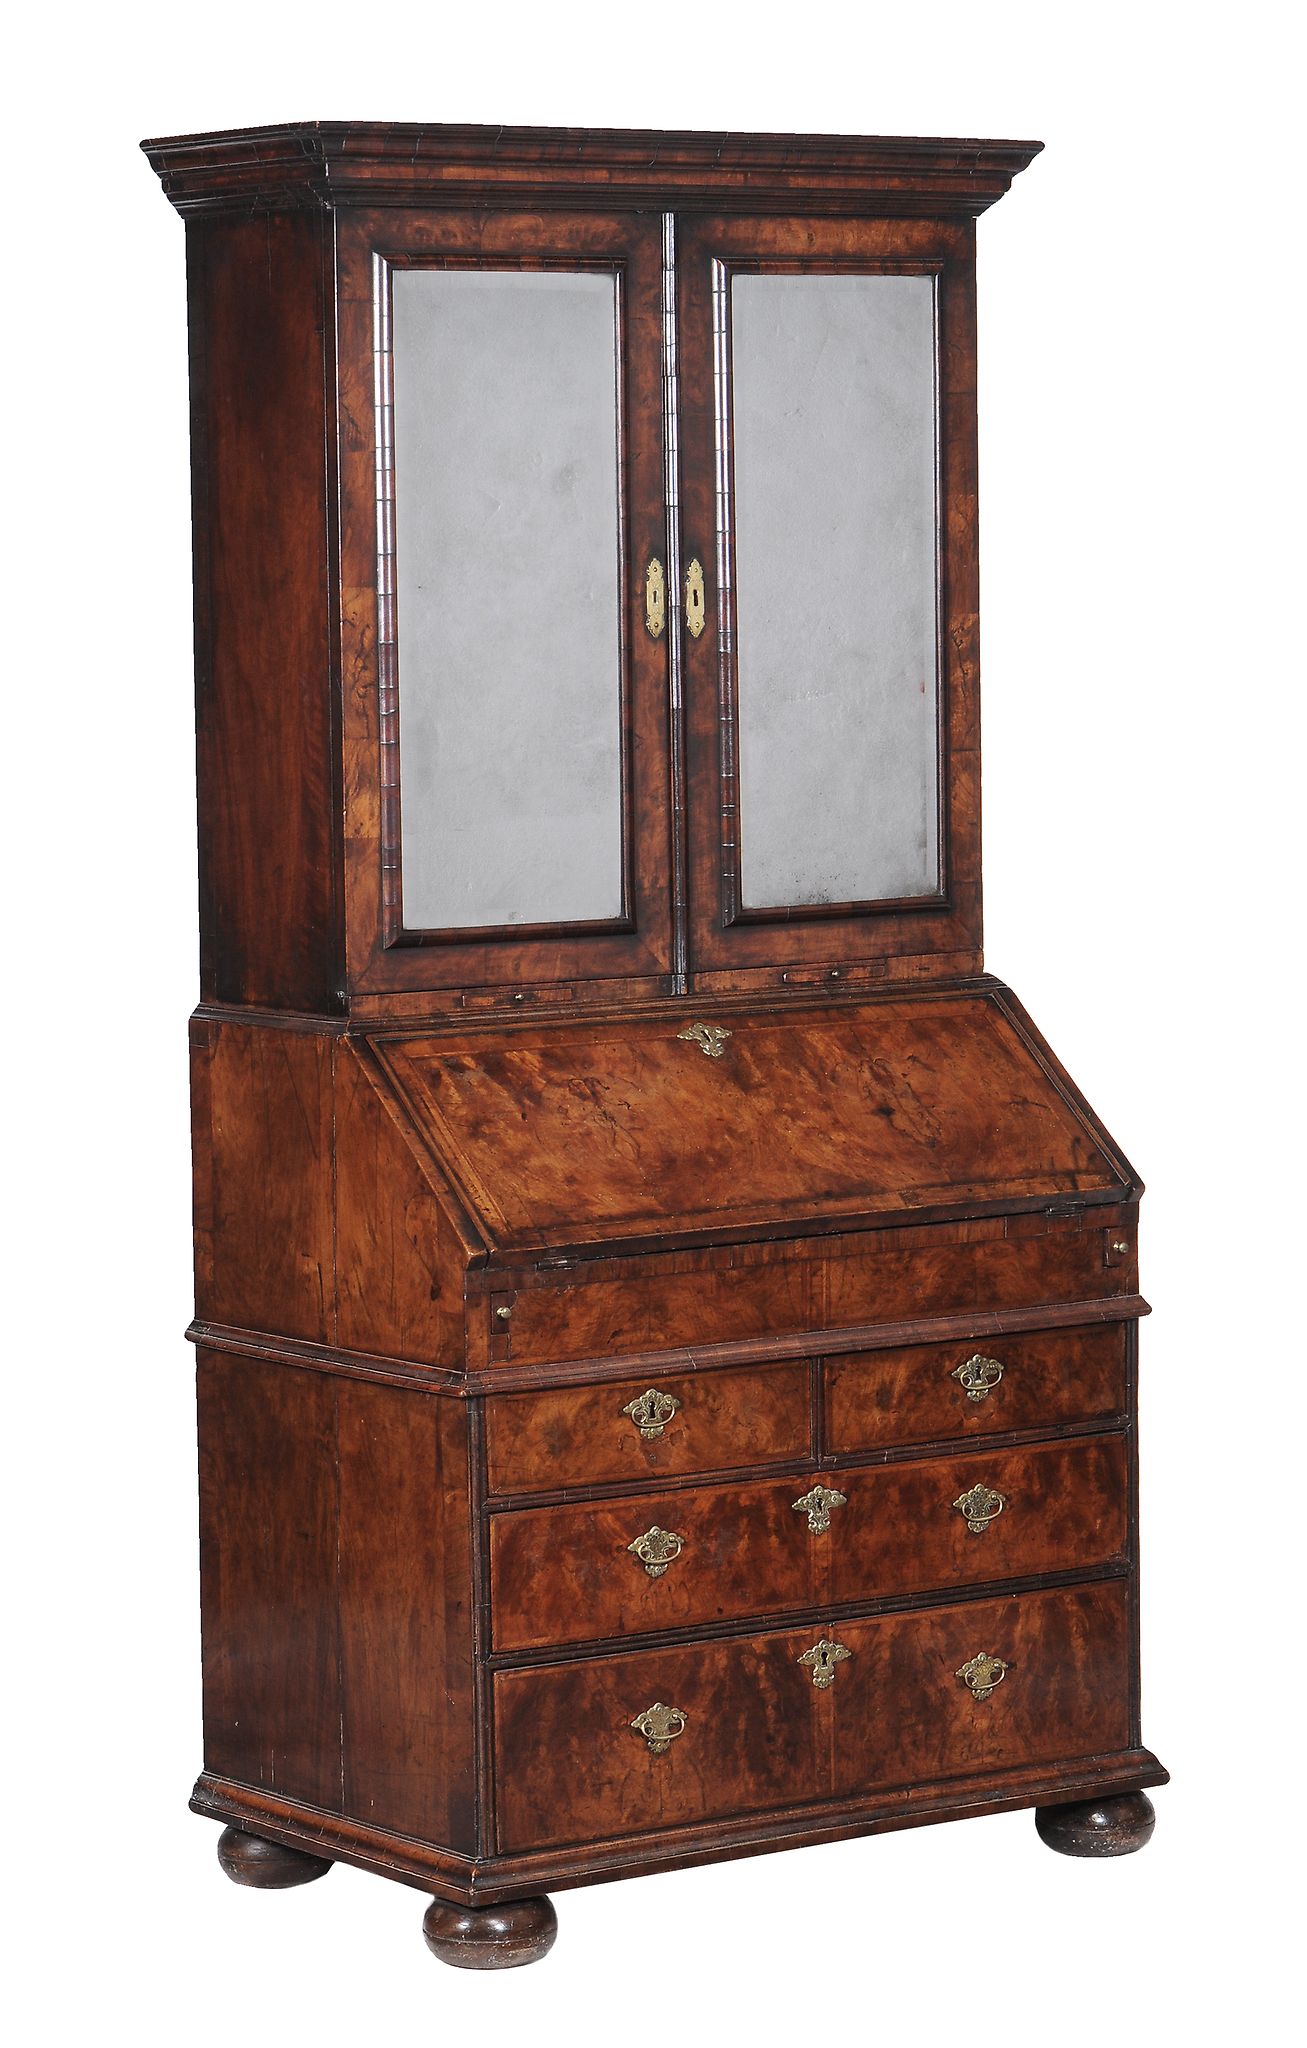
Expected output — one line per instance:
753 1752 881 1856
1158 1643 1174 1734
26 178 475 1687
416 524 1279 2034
825 1322 1128 1454
493 1578 1132 1851
483 1361 811 1497
488 1434 1128 1651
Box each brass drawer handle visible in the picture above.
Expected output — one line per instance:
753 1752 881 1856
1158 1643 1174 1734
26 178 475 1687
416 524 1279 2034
951 1353 1005 1403
951 1482 1007 1534
792 1484 847 1534
621 1388 681 1440
631 1702 686 1755
955 1651 1010 1702
676 1021 731 1058
644 556 666 640
799 1637 852 1690
627 1525 685 1579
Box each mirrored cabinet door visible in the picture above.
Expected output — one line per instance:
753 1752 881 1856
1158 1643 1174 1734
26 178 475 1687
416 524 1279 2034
678 214 983 981
337 211 673 995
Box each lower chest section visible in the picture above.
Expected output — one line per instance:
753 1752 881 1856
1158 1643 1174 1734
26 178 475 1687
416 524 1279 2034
482 1316 1138 1856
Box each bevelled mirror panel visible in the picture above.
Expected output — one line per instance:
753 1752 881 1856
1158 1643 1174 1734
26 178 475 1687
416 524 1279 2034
728 273 941 910
392 269 624 931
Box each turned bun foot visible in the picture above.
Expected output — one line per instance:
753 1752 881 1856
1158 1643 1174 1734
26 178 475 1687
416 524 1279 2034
216 1825 333 1889
422 1894 558 1970
1035 1790 1156 1858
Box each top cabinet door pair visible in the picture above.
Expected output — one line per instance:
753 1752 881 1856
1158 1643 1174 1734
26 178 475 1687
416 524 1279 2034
337 208 981 998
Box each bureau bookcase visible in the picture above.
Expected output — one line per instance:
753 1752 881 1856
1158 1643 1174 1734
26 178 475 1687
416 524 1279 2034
146 122 1166 1969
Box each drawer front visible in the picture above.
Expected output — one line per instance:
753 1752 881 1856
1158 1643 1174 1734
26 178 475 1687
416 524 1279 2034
489 1435 1128 1651
829 1578 1132 1800
484 1362 811 1496
826 1435 1129 1609
826 1323 1128 1454
493 1579 1132 1851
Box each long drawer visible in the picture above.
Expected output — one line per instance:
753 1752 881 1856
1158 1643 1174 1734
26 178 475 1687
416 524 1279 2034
489 1434 1128 1651
825 1322 1128 1453
493 1579 1132 1851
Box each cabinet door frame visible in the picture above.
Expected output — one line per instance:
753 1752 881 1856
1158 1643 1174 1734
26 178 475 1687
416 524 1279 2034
336 208 674 999
677 214 983 988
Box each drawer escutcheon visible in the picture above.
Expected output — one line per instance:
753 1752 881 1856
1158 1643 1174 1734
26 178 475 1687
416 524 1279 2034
792 1483 848 1534
621 1388 682 1440
955 1650 1010 1702
630 1702 687 1755
951 1482 1007 1534
951 1354 1005 1402
627 1525 685 1579
798 1637 852 1690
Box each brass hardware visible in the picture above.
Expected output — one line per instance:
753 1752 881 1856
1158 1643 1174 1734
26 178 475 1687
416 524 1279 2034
798 1638 852 1690
1111 1240 1130 1255
955 1651 1009 1702
792 1484 848 1534
676 1022 732 1059
951 1354 1005 1403
685 557 706 639
621 1388 681 1440
627 1525 685 1579
951 1482 1006 1534
494 1305 513 1322
644 557 666 640
630 1702 687 1755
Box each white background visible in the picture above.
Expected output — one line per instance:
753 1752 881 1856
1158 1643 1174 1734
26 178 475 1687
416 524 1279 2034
7 6 1302 2043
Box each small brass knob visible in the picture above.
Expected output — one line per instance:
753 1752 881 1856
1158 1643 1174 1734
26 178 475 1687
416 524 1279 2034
1111 1240 1130 1255
630 1702 686 1755
494 1305 513 1321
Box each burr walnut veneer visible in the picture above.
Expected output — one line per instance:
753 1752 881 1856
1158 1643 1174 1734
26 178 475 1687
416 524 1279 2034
147 120 1165 1971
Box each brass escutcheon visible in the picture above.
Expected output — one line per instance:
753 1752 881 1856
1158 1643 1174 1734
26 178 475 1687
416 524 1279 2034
955 1650 1010 1702
676 1021 732 1059
627 1525 685 1579
685 557 706 639
621 1388 681 1440
630 1702 687 1755
951 1354 1005 1403
799 1637 852 1690
644 557 666 640
792 1484 848 1534
951 1482 1007 1534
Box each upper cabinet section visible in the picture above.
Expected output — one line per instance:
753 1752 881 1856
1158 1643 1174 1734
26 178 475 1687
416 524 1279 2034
145 124 1041 1017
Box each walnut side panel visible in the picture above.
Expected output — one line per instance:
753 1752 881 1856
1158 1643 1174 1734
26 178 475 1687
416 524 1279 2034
187 210 343 1011
192 1019 334 1343
334 1040 469 1367
197 1348 343 1809
337 1380 477 1850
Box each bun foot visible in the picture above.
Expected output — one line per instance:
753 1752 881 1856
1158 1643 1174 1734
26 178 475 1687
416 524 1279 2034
423 1894 557 1970
1035 1790 1157 1858
216 1825 333 1889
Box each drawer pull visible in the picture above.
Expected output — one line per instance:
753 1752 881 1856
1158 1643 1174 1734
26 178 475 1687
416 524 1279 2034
955 1650 1010 1702
951 1353 1005 1403
630 1702 687 1755
627 1525 685 1579
621 1388 682 1439
951 1481 1007 1534
798 1637 852 1690
792 1483 847 1534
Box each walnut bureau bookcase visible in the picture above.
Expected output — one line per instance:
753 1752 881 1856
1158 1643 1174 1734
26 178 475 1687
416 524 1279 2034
145 122 1166 1970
